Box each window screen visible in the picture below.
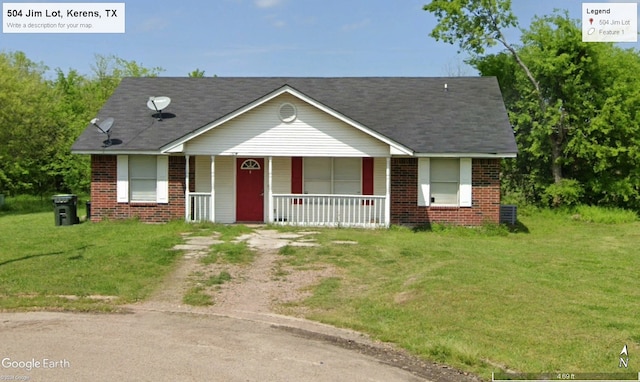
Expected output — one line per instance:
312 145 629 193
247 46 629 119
303 158 361 195
129 156 157 202
431 158 459 205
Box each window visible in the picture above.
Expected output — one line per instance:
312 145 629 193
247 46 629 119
240 159 261 170
431 158 459 205
303 158 361 195
117 155 169 203
129 156 157 202
417 158 472 207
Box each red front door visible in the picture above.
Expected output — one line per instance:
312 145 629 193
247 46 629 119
236 158 264 222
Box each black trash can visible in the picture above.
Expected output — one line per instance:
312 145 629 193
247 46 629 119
52 194 79 226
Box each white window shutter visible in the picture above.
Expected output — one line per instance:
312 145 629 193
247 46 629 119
156 156 169 204
417 158 430 206
459 158 472 207
117 155 129 203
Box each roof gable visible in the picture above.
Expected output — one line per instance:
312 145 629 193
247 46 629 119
162 85 411 155
71 77 517 156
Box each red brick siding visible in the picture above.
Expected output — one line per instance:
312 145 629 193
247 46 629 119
90 155 500 226
90 155 190 223
390 158 501 226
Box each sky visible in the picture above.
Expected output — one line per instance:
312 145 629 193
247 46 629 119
1 0 639 78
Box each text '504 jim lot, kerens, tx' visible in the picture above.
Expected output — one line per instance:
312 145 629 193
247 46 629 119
3 3 125 33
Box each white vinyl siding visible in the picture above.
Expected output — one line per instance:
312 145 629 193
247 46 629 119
195 156 212 193
214 156 235 223
272 157 291 194
184 94 389 157
304 158 361 195
116 155 168 203
417 158 473 207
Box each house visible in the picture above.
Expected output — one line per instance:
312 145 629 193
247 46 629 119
71 77 517 228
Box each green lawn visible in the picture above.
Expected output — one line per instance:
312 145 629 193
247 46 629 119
0 198 189 311
2 195 638 380
278 209 640 379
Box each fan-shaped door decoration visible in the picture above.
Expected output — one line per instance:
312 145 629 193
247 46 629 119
240 159 261 172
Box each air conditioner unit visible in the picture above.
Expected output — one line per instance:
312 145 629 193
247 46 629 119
500 205 517 225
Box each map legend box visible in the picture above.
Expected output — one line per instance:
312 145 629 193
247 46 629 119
582 2 638 42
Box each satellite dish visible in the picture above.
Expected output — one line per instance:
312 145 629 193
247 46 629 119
91 117 115 147
147 96 171 121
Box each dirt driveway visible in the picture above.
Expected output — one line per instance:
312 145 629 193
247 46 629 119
0 229 480 382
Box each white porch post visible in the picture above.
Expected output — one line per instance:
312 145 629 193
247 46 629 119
210 156 215 223
267 156 273 223
385 157 391 227
185 155 190 222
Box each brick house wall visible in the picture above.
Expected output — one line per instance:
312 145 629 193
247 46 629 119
91 154 500 225
90 155 194 223
390 158 501 226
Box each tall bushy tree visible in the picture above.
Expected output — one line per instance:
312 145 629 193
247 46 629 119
0 52 165 196
425 2 640 210
472 13 640 209
0 52 63 195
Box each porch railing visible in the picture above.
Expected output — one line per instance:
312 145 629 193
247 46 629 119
188 192 211 222
272 194 387 228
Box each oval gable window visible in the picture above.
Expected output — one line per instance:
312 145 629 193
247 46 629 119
278 103 297 123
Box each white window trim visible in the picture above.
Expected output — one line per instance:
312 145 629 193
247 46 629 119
459 158 472 207
116 155 169 204
417 158 472 208
117 155 129 203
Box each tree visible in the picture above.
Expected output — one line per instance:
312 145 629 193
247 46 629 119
0 52 166 196
458 10 640 209
188 68 206 77
424 0 565 186
0 52 63 195
90 54 164 105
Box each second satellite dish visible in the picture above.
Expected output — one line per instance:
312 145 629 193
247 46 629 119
91 117 115 147
147 96 171 121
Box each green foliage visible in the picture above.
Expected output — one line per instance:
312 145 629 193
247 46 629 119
0 211 186 310
285 215 640 378
571 205 638 224
188 68 206 77
0 194 53 215
204 271 232 286
0 51 164 197
542 179 584 208
202 242 254 265
183 286 213 306
423 0 518 55
461 11 640 211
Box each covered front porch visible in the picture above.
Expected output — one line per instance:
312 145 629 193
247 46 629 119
184 155 391 228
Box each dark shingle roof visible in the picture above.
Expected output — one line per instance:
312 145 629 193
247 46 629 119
71 77 517 155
